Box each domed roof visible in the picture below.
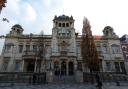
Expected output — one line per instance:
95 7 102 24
12 24 23 30
53 15 74 21
103 26 113 32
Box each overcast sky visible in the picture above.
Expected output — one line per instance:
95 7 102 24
0 0 128 53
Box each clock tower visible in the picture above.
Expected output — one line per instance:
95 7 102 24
51 15 77 76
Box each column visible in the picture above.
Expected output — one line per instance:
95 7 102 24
34 57 37 72
59 61 61 76
21 60 24 72
0 58 4 72
67 61 68 75
111 62 115 72
30 42 33 51
7 46 16 72
102 60 105 72
74 60 77 70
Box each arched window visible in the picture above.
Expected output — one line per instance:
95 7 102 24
122 46 126 51
56 22 58 26
62 23 65 27
66 23 69 27
59 23 61 27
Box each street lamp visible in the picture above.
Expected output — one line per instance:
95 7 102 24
7 43 16 72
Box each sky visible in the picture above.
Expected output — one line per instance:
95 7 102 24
0 0 128 53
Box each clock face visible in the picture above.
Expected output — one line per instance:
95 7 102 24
57 28 70 33
57 28 71 38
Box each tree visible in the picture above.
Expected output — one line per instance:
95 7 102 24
81 17 100 73
0 0 7 13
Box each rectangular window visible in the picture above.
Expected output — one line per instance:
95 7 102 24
33 45 38 52
19 45 23 53
26 45 30 51
112 45 120 54
4 45 11 53
39 45 44 53
15 62 20 72
112 47 115 53
2 62 8 71
120 62 126 73
116 46 121 53
97 46 102 54
102 46 107 53
114 62 120 72
106 62 111 71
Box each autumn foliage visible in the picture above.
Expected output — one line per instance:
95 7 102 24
0 0 7 13
81 17 100 72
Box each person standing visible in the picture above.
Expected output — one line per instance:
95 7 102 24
95 74 102 89
33 73 37 84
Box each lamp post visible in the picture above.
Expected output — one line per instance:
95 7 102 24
7 43 16 72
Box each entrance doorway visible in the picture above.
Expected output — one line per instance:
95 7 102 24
27 62 35 72
68 62 74 75
61 61 66 75
54 61 59 75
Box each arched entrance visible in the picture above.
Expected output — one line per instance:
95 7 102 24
54 61 59 75
61 61 66 75
68 62 74 75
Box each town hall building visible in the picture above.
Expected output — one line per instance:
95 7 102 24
0 15 126 83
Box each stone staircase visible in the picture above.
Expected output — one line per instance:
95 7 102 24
53 75 76 84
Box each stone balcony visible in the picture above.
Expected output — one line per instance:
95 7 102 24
22 50 41 60
113 54 123 60
60 50 67 56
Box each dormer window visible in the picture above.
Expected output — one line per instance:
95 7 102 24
13 28 15 31
17 29 21 34
106 30 109 36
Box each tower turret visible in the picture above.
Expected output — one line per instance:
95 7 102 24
7 24 24 36
53 15 74 28
103 26 118 38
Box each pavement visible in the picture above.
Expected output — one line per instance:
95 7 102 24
0 82 128 89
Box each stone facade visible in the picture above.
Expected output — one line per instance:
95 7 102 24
0 15 126 83
120 34 128 74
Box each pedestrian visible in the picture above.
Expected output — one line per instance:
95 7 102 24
95 74 102 89
96 80 102 89
29 76 32 84
33 73 36 84
95 74 100 83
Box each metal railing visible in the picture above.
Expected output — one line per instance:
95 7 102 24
0 72 46 85
83 72 128 83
